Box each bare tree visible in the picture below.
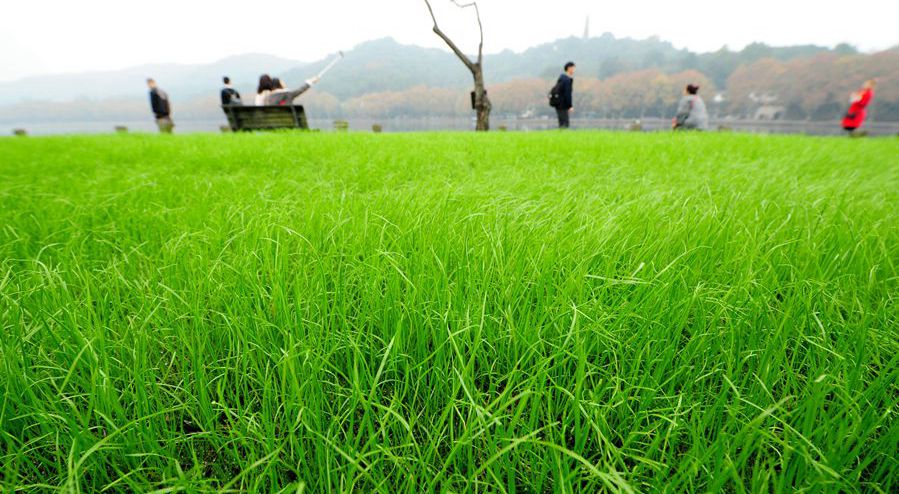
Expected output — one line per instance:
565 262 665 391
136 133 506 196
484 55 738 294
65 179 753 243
423 0 492 131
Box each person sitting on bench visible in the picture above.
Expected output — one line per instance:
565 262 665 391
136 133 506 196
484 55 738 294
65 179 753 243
255 74 274 106
221 76 242 106
265 76 320 106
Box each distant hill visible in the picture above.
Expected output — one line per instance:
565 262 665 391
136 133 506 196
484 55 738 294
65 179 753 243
0 53 304 105
283 36 843 99
0 36 849 105
3 35 894 124
281 38 468 100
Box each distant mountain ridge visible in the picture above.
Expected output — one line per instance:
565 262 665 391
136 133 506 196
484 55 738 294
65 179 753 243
286 36 845 99
0 35 853 105
0 53 304 105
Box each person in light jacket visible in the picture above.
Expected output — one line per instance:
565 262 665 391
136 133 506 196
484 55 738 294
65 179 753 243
673 84 709 131
255 74 274 106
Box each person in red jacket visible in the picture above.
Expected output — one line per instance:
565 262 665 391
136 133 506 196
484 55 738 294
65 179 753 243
842 79 876 134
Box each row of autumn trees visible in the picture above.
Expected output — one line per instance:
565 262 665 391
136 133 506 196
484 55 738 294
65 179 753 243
727 51 899 120
302 48 899 121
315 69 716 120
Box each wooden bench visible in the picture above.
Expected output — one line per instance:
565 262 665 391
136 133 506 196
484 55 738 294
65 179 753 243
222 105 309 131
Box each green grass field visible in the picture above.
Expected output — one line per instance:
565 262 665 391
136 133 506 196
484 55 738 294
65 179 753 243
1 132 897 493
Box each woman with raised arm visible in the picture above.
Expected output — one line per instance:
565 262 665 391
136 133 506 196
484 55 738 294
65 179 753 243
265 76 320 106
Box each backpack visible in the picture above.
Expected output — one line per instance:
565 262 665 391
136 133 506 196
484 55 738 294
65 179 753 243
155 89 171 115
548 80 563 108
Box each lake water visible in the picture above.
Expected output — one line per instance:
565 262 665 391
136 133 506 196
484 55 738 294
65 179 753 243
5 117 899 136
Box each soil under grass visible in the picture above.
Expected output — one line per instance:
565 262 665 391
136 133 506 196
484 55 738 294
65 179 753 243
0 131 897 492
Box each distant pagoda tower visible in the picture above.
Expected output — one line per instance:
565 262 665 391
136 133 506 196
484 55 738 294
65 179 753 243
583 16 590 39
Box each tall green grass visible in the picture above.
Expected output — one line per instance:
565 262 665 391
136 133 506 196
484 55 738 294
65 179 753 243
0 132 897 492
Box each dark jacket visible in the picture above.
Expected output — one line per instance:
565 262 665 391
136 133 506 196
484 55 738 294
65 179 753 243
149 88 171 118
221 87 242 105
557 73 574 110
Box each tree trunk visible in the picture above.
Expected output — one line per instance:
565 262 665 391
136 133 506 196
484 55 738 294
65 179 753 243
422 1 490 131
473 66 491 131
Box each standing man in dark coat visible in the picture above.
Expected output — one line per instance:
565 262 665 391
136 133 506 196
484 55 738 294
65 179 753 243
147 78 174 133
555 62 576 129
221 76 242 106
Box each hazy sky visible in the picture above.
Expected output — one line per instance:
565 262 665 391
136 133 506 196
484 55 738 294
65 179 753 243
2 0 897 81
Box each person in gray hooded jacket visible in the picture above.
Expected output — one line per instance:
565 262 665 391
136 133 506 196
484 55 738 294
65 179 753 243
673 84 709 131
265 76 320 106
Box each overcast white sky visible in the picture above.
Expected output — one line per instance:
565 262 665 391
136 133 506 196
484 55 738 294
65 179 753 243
1 0 897 81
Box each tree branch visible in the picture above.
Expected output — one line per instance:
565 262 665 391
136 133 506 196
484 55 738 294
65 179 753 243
423 0 478 73
449 0 484 64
